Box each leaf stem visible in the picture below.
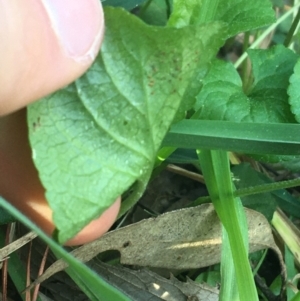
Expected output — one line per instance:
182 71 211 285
190 177 300 206
154 146 176 168
236 177 300 197
241 31 253 94
284 7 300 47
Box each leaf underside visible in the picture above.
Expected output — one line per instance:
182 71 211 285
27 7 226 242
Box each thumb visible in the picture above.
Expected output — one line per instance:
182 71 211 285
0 0 104 115
0 1 121 245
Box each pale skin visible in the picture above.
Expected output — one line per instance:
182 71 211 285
0 0 121 245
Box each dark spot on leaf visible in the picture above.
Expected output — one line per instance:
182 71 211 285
123 120 128 126
151 65 158 73
32 117 41 131
148 80 155 87
123 241 131 248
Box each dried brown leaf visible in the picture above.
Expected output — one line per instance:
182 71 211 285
30 204 282 288
0 231 37 260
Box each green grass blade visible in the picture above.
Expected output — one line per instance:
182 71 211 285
0 197 131 301
219 227 239 301
163 120 300 155
285 244 296 301
198 149 258 301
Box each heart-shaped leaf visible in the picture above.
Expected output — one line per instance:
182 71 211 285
27 7 226 243
193 45 299 163
194 45 298 124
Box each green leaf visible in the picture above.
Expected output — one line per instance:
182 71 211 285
215 0 275 37
139 0 169 26
168 0 205 27
27 7 226 243
102 0 145 10
232 163 300 220
168 0 275 36
232 163 278 221
278 156 300 172
288 58 300 122
193 45 298 162
271 0 284 8
195 45 298 124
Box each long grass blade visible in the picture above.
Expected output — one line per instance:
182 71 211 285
198 149 258 301
163 120 300 155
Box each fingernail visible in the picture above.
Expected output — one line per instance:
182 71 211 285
41 0 104 63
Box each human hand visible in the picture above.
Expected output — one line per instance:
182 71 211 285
0 0 121 245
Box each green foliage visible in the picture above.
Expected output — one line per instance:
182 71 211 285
198 150 257 300
139 0 169 26
27 7 226 242
163 120 300 156
288 58 300 122
194 45 299 162
194 45 297 124
215 0 275 36
3 0 300 299
26 0 300 245
102 0 145 10
232 163 300 220
169 0 275 36
168 0 205 27
271 0 284 7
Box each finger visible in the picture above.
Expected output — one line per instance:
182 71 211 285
0 0 104 115
0 109 120 245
